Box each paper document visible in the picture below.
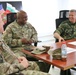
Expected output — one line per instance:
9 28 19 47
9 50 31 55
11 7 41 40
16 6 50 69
67 47 76 54
68 41 76 45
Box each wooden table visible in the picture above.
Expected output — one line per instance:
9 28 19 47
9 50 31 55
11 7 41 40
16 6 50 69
22 39 76 75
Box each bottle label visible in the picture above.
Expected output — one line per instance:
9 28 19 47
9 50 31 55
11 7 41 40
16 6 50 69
61 48 67 61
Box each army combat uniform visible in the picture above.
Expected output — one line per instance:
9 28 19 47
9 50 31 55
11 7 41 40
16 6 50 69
54 20 76 40
0 39 50 75
2 20 50 73
2 20 38 56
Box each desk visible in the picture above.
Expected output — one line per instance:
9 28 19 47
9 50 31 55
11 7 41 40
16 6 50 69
22 39 76 75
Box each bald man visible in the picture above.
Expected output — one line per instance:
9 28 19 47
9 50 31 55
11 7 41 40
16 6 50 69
2 10 50 73
3 10 38 57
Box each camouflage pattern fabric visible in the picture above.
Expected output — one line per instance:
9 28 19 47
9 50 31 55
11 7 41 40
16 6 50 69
54 20 76 40
31 47 46 54
0 62 50 75
2 20 38 58
21 70 50 75
2 21 50 74
2 20 38 48
0 40 50 75
52 48 62 60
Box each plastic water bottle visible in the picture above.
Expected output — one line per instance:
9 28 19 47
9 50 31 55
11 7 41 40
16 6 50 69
61 41 67 61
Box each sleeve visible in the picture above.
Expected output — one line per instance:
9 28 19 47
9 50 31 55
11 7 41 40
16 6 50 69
0 61 25 75
2 25 22 47
31 26 38 42
0 44 25 75
54 21 66 35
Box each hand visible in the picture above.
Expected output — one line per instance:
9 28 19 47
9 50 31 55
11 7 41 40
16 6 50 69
28 40 33 44
21 38 32 44
18 57 29 68
21 38 28 44
59 37 65 42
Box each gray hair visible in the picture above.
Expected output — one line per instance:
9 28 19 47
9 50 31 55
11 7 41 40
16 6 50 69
69 9 76 13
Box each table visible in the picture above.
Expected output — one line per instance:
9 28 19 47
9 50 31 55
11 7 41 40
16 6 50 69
22 39 76 75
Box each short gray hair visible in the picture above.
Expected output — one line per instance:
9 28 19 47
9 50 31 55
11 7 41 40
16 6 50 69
69 9 76 13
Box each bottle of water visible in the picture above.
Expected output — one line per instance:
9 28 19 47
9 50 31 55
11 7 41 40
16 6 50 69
61 41 67 61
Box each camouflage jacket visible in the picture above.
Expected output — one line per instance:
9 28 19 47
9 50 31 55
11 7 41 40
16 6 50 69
54 20 76 40
2 20 38 48
0 41 50 75
0 40 25 75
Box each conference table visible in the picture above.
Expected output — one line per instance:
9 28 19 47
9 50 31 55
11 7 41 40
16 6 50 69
22 39 76 75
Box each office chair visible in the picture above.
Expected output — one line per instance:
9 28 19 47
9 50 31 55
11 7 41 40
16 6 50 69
56 10 69 28
3 13 17 30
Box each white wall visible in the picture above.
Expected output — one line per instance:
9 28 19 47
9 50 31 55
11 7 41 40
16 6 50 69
22 0 58 37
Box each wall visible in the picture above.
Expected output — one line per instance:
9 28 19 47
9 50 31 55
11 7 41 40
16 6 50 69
22 0 59 37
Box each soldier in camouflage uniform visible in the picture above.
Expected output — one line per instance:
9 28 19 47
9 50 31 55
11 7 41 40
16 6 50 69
54 9 76 42
2 10 50 73
3 10 38 57
0 34 50 75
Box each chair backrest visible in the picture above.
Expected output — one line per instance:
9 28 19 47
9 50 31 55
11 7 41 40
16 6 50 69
55 10 69 42
3 13 17 30
55 10 69 29
59 10 69 19
55 18 68 28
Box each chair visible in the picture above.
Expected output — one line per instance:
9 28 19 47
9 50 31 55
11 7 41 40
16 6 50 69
56 10 69 28
3 13 17 30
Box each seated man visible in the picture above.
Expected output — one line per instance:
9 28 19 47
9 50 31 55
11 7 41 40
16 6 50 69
0 38 51 75
3 10 38 57
54 9 76 42
2 10 50 73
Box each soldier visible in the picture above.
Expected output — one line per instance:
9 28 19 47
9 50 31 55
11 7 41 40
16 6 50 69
0 35 50 75
2 10 50 73
54 9 76 42
3 10 38 57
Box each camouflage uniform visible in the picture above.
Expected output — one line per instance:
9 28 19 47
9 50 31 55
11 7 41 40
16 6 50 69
0 40 50 75
2 21 50 73
3 20 38 56
54 20 76 40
